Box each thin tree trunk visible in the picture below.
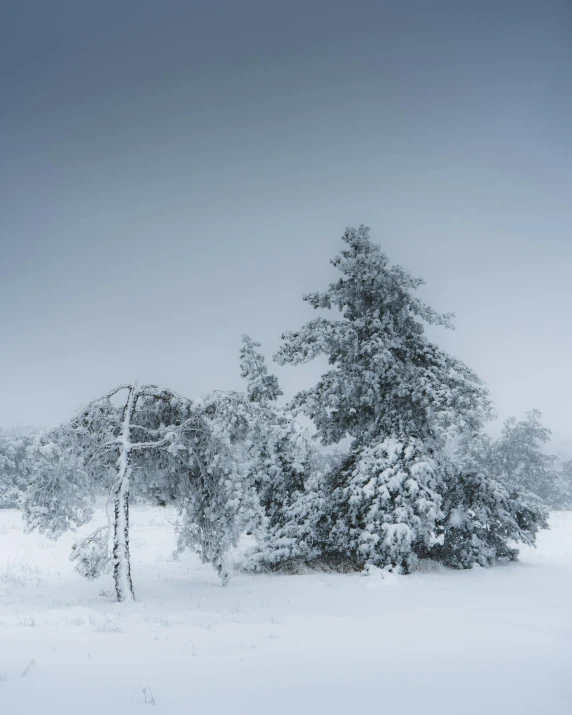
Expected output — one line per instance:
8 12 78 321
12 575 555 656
112 453 134 601
111 384 138 602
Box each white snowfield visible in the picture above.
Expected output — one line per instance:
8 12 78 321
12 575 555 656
0 508 570 715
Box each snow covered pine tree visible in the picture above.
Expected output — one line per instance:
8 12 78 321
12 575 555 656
238 335 334 571
271 225 546 572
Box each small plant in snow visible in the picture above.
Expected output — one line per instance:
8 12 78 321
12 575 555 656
70 526 111 580
94 616 122 633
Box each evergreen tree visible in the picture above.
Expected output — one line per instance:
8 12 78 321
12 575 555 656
275 226 491 449
327 437 444 572
237 335 327 571
240 335 283 405
273 226 544 571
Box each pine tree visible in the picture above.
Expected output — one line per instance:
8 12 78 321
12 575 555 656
237 335 327 571
275 226 491 449
327 437 444 572
273 226 545 571
240 335 283 405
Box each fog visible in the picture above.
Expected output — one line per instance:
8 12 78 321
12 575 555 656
1 1 570 445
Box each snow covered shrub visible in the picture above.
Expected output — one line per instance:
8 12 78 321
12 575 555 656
435 432 549 568
70 527 111 580
0 430 33 508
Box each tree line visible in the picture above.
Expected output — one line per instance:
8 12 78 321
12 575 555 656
0 226 570 601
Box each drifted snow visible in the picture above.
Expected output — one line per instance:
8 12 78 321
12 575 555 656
0 506 569 714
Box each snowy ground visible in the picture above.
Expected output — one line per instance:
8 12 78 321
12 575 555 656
0 507 570 714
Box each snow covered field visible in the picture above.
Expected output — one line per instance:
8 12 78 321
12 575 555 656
0 507 570 715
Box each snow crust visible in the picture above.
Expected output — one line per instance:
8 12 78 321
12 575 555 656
0 506 570 714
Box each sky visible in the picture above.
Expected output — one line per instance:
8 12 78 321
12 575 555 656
1 1 571 446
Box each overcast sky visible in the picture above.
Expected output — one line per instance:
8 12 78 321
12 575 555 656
1 1 571 444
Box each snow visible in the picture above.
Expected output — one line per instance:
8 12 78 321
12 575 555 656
0 506 570 714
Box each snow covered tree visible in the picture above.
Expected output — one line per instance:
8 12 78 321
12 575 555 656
327 437 445 572
272 225 545 571
437 432 548 569
494 410 562 508
558 460 572 509
245 449 340 572
21 382 263 600
0 429 33 508
65 382 194 601
171 391 262 584
240 335 283 405
236 336 333 571
239 336 307 518
21 435 93 538
275 226 492 449
21 383 187 600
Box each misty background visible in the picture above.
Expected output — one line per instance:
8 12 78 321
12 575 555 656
1 1 571 451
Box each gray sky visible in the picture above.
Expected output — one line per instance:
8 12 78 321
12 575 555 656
1 1 571 444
